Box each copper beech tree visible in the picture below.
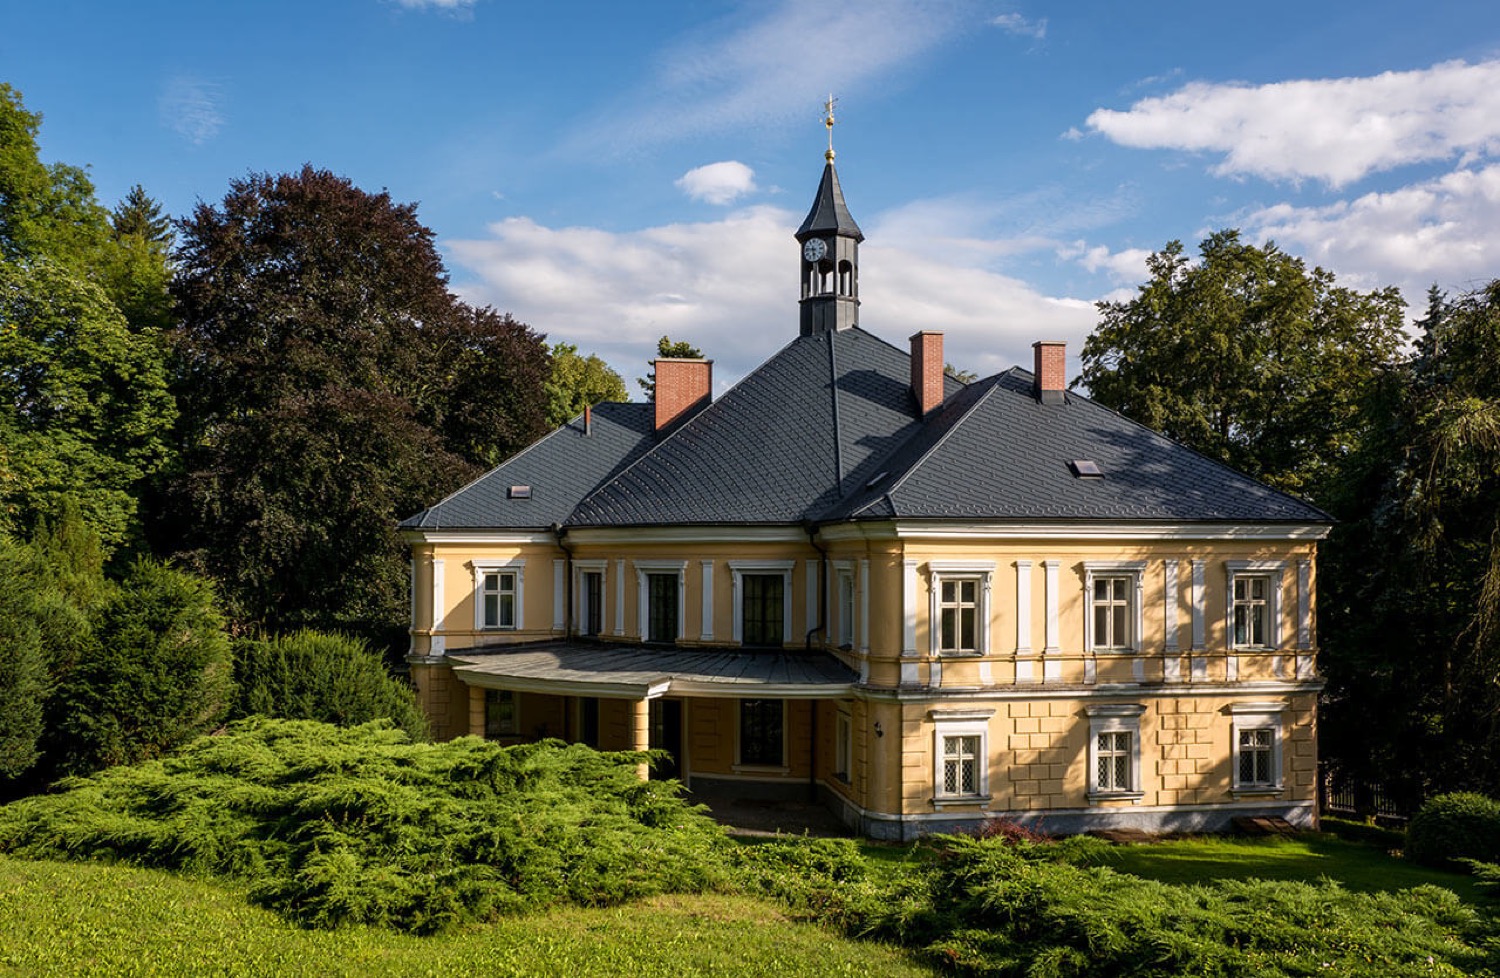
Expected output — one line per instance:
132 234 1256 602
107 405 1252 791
162 166 550 646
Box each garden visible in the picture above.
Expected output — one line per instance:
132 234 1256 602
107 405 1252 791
1 721 1498 977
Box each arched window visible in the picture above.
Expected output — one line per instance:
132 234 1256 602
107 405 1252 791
838 260 853 295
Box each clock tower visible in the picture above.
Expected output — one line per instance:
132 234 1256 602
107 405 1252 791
796 97 863 337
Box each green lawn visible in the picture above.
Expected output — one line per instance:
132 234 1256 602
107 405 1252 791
1105 832 1486 903
0 857 935 978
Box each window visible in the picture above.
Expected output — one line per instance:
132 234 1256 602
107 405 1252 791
1230 703 1285 792
834 709 852 783
634 561 686 644
1096 731 1132 792
927 561 995 656
582 571 603 637
647 573 678 643
472 560 524 631
743 574 784 647
485 689 518 738
1085 704 1145 800
738 699 784 767
1233 576 1268 646
1226 562 1285 649
1084 562 1144 652
730 561 794 647
836 568 855 648
929 709 992 801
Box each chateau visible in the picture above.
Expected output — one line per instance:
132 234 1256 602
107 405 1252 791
400 138 1328 839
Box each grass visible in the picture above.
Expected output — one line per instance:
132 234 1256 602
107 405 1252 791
0 857 936 978
1105 831 1487 903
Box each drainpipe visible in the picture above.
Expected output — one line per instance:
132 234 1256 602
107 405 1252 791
552 523 573 641
803 521 828 651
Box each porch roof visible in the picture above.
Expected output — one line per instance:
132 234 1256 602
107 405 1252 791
448 642 857 700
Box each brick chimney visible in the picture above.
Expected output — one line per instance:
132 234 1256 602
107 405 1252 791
1032 341 1066 405
910 331 944 416
654 358 713 431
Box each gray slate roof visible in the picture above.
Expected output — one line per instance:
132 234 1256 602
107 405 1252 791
399 401 656 530
401 328 1330 532
796 163 864 241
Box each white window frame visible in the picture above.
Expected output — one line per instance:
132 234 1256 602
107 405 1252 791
1226 561 1285 650
472 559 525 631
928 561 995 657
834 708 852 783
1085 704 1145 802
1084 561 1146 653
929 708 993 803
729 560 795 646
573 559 607 638
835 563 856 649
1230 702 1285 793
634 560 687 644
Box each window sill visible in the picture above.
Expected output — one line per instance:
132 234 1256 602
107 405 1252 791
1087 790 1144 805
732 764 790 775
1090 647 1139 655
932 794 991 809
937 650 984 658
1231 785 1284 798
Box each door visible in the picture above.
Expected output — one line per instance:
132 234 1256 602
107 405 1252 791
650 699 683 781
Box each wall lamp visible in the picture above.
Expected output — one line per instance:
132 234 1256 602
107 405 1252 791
874 721 884 738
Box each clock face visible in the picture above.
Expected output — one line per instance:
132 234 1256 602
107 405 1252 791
802 238 828 262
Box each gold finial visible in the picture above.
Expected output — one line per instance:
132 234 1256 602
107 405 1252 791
823 93 838 163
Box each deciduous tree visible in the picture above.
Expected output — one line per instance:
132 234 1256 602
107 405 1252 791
545 341 627 427
1080 231 1406 501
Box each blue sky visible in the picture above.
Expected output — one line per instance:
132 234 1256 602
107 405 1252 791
7 0 1500 388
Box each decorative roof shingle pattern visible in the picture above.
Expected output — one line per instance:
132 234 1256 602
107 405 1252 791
401 330 1329 531
568 329 956 526
399 401 656 529
830 369 1329 523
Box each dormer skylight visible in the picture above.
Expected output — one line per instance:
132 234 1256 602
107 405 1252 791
1069 460 1103 479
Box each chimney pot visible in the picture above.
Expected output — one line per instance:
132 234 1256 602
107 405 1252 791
1032 341 1066 405
910 331 944 416
654 357 713 431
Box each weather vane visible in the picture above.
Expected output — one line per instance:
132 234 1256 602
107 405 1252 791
823 94 838 163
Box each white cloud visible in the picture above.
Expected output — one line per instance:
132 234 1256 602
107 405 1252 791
1087 59 1500 187
158 77 224 145
1057 241 1154 283
568 0 979 154
446 203 1098 391
1245 163 1500 298
992 12 1046 40
676 161 758 205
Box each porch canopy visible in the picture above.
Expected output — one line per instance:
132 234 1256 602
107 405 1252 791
449 642 856 700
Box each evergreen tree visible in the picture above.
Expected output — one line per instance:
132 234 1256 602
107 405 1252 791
110 184 173 246
637 335 704 400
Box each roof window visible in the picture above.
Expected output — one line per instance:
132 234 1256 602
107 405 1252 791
508 485 533 499
1069 460 1103 479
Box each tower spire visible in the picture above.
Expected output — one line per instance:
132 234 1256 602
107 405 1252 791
796 97 862 336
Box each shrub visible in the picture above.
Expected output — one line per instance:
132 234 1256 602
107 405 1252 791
232 630 426 739
51 558 233 774
1405 792 1500 868
0 718 729 933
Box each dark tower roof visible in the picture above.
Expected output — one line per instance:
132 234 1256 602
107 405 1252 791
797 163 864 241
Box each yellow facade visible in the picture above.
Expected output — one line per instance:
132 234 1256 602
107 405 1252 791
405 522 1324 839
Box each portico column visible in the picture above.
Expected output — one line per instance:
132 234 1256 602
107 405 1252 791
469 685 485 737
631 698 651 780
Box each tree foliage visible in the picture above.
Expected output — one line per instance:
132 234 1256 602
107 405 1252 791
232 629 427 738
636 335 703 400
110 184 172 246
0 538 48 780
545 341 627 428
1080 231 1406 500
162 166 549 641
52 558 232 775
1321 281 1500 796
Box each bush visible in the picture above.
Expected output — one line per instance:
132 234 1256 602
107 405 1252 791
0 718 729 933
233 630 426 739
1406 792 1500 868
51 558 233 774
